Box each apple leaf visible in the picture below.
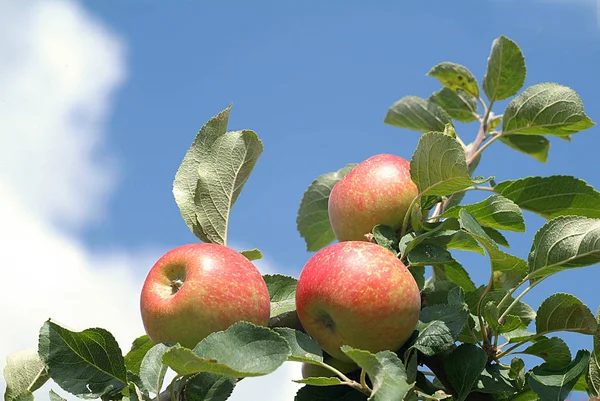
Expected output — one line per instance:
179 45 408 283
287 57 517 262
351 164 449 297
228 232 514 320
48 390 66 401
411 132 487 197
407 242 454 266
124 335 153 376
494 176 600 220
272 328 323 363
502 330 535 343
3 349 49 401
296 164 357 252
295 385 368 401
474 364 516 394
465 288 536 327
428 62 480 98
483 35 526 102
587 308 600 397
536 293 598 335
444 344 487 401
432 260 477 292
413 303 470 356
429 88 478 123
341 347 413 401
509 357 526 390
38 320 127 399
294 377 346 386
240 248 262 261
384 96 452 132
528 350 590 401
173 105 263 245
499 135 550 163
458 210 527 290
184 373 236 401
372 224 399 253
163 322 291 377
442 195 525 232
517 337 572 368
503 83 595 136
483 226 510 248
528 216 600 282
139 343 173 396
263 274 297 317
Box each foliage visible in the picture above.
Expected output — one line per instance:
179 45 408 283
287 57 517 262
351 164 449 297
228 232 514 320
4 35 599 401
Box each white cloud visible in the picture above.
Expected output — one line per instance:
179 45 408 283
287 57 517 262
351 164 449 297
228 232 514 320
0 1 302 400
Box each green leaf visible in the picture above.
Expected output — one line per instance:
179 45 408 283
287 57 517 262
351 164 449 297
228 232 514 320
3 349 49 401
444 344 487 401
475 364 516 394
38 320 127 398
428 62 480 97
536 293 598 335
410 265 426 291
139 343 172 395
163 322 290 377
483 35 526 102
372 225 399 253
465 288 536 327
518 337 572 368
495 176 600 220
528 216 600 282
509 357 526 390
411 132 483 197
503 83 595 136
272 328 323 363
240 249 262 261
442 195 525 232
296 164 356 251
48 390 66 401
499 135 550 163
384 96 452 132
173 105 263 245
294 377 346 386
341 347 413 401
588 307 600 397
502 330 535 343
407 243 454 266
429 88 478 123
483 226 510 248
458 210 528 290
432 260 476 292
185 373 236 401
263 274 297 317
295 385 368 401
124 335 153 376
528 350 590 401
413 303 469 356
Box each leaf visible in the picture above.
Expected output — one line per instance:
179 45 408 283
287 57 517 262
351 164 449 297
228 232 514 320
295 385 368 401
499 135 550 163
38 320 127 398
528 216 600 282
48 390 66 401
413 303 469 356
509 357 526 390
475 364 516 394
296 164 356 251
502 330 535 343
384 96 452 132
432 260 476 292
139 343 172 395
588 307 600 397
342 347 413 401
528 350 590 401
536 293 598 335
3 349 49 401
407 243 454 266
444 344 487 401
163 322 290 377
503 83 595 136
442 195 525 232
240 249 262 261
124 335 153 377
458 210 528 290
294 377 346 386
263 274 297 317
495 176 600 220
410 265 426 291
272 328 323 363
483 227 510 248
411 132 483 197
429 88 478 123
465 288 536 327
483 35 526 102
372 225 399 253
518 337 572 367
428 62 480 97
184 373 236 401
173 106 263 245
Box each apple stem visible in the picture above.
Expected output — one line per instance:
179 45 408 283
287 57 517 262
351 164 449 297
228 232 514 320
170 279 184 295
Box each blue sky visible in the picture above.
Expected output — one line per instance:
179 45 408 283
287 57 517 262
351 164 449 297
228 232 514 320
1 0 599 399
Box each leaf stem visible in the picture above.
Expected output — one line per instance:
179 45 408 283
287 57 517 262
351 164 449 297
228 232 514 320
497 280 540 325
317 361 371 396
169 375 182 401
360 369 372 392
401 195 421 238
467 132 503 165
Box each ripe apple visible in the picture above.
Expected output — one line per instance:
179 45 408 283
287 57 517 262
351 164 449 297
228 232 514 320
301 356 358 379
296 241 421 361
328 153 418 242
140 243 270 348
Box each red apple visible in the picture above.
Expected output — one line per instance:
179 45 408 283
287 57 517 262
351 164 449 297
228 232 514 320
140 243 270 348
296 241 421 361
328 154 418 241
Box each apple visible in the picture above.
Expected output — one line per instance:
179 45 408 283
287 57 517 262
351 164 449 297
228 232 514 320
328 153 418 242
296 241 421 361
301 355 358 379
140 243 271 348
